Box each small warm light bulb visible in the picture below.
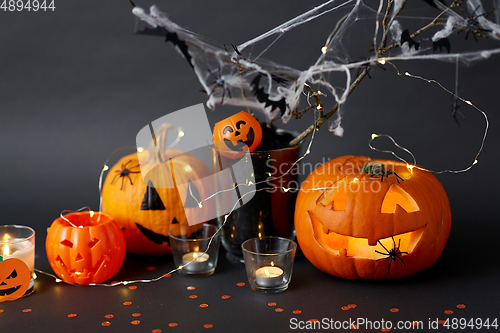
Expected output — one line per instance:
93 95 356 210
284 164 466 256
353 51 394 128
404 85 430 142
306 149 311 155
371 133 378 140
465 100 472 106
473 159 478 165
353 177 359 183
198 202 203 208
137 147 144 153
179 131 185 137
321 46 327 54
185 165 192 172
378 59 386 65
405 72 410 76
55 278 62 283
283 187 290 192
103 165 109 171
89 211 95 218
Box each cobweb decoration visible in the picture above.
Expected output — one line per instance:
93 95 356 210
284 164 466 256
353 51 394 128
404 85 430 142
132 0 500 130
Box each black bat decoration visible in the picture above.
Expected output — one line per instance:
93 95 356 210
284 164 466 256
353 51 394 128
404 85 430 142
251 74 287 116
433 37 451 53
135 26 194 69
401 29 420 50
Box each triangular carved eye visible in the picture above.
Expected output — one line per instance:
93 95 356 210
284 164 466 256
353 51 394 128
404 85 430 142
381 184 420 213
6 269 17 279
316 177 349 211
140 181 166 211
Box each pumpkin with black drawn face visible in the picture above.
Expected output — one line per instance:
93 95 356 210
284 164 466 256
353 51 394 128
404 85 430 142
294 156 451 279
101 124 212 255
0 258 30 302
213 111 262 157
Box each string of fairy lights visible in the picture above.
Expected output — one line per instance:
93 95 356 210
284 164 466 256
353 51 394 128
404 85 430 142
35 68 490 288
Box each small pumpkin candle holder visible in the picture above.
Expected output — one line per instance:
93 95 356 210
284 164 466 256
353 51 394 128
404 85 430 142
0 225 35 302
241 236 297 293
168 224 220 277
46 211 126 285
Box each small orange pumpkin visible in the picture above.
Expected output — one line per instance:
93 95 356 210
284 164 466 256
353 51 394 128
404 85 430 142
46 211 126 285
295 156 451 279
101 124 212 255
0 258 30 302
213 111 262 158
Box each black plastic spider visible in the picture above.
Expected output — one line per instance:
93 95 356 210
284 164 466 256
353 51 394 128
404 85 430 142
207 67 232 105
375 237 408 274
361 162 404 183
458 5 492 41
110 160 141 190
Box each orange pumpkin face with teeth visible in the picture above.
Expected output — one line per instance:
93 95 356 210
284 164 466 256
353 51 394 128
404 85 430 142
213 111 262 158
294 155 451 279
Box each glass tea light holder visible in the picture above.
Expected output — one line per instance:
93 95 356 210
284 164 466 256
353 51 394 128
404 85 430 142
0 225 36 301
241 236 297 293
168 224 220 277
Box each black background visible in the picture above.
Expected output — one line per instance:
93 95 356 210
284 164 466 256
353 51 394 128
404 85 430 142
1 1 499 332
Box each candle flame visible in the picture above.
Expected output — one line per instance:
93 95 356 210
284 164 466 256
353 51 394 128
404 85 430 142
193 252 198 259
270 261 274 267
3 244 10 256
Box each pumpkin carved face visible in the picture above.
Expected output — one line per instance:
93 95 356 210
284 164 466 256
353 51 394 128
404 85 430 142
46 212 126 285
213 111 262 157
295 156 451 279
101 149 212 255
0 258 30 302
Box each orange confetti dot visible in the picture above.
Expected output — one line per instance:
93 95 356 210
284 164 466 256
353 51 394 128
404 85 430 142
131 320 140 325
350 324 358 329
67 314 77 318
348 304 357 309
292 310 302 314
187 286 196 291
128 286 137 290
0 309 4 313
105 314 114 319
22 309 32 313
221 295 230 299
102 322 111 327
123 301 132 306
110 281 119 285
189 295 198 299
309 319 319 322
341 306 350 311
275 308 284 313
456 304 466 309
132 313 141 317
268 302 277 307
236 282 245 287
147 266 156 271
163 273 171 278
390 308 399 313
444 310 454 315
168 323 178 327
152 330 162 333
438 320 446 325
203 324 213 329
381 328 391 332
199 303 209 308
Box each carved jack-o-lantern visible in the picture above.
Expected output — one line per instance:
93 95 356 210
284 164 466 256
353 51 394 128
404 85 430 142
213 111 262 158
101 124 212 255
295 156 451 279
0 258 30 302
46 211 126 285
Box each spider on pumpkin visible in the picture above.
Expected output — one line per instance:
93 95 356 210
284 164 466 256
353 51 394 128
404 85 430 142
361 162 404 183
375 237 408 274
110 160 141 190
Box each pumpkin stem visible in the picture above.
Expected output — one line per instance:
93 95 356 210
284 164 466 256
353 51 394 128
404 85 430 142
146 123 175 164
361 162 384 175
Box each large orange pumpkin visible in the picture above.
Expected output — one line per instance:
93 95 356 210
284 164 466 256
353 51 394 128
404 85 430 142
101 124 213 255
295 155 451 279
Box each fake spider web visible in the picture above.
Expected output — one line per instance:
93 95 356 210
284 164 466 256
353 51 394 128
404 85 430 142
132 0 500 140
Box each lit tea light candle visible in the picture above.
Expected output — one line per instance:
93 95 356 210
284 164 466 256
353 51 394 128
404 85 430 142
182 252 210 272
255 266 284 288
0 226 35 290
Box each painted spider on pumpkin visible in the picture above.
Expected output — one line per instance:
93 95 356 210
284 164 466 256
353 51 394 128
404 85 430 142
376 237 408 274
110 160 141 190
361 162 404 183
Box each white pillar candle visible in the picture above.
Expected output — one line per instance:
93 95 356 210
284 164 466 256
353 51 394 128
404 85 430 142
1 238 35 272
182 252 209 272
255 266 284 287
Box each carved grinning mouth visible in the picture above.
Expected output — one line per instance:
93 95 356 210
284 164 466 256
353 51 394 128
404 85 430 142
0 285 22 296
135 217 179 245
223 127 255 151
55 255 109 279
309 211 425 260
